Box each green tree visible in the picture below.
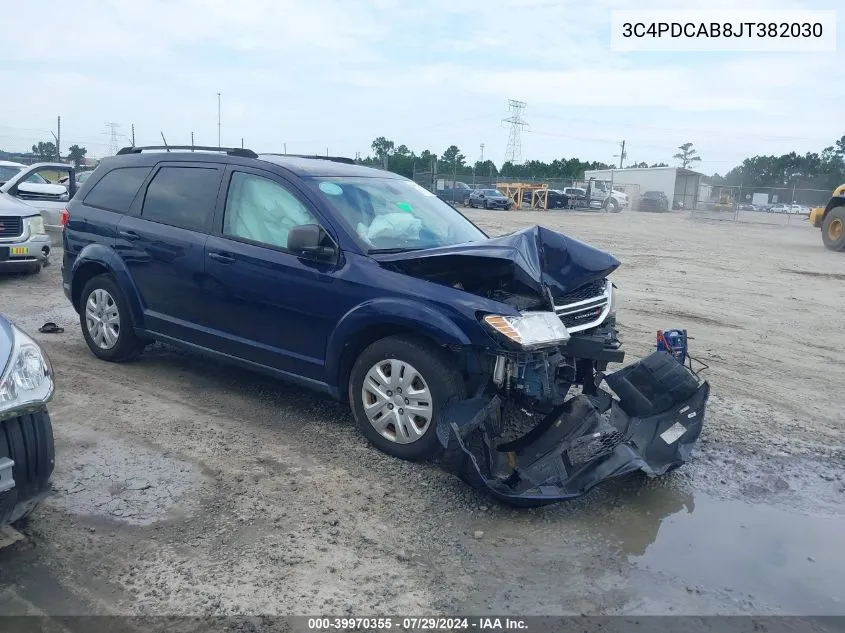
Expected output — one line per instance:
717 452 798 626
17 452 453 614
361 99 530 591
650 162 668 168
68 144 87 167
673 142 702 168
440 145 465 169
31 141 58 160
370 137 395 167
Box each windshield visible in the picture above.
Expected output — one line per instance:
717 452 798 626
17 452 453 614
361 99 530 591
643 191 662 198
0 166 23 182
307 177 487 252
480 189 501 196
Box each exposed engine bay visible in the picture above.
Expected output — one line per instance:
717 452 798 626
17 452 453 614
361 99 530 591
378 226 710 504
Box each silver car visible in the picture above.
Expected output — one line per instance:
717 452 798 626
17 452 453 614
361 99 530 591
0 193 52 274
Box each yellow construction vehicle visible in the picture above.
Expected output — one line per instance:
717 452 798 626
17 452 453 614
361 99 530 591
809 183 845 251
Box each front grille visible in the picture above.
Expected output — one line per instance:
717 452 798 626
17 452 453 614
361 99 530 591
557 280 606 304
555 279 611 333
0 216 23 239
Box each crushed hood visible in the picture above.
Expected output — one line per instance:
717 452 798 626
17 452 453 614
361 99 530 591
375 225 620 299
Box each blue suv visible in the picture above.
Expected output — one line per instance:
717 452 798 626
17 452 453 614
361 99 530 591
62 146 709 505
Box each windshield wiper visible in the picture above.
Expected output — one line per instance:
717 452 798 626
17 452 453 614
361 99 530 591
368 247 423 254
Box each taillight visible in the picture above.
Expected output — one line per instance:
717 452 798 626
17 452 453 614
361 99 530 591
60 208 70 228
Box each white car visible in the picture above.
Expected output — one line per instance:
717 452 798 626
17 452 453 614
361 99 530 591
0 162 77 230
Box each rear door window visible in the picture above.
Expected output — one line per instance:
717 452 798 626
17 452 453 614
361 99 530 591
84 167 151 213
141 166 221 232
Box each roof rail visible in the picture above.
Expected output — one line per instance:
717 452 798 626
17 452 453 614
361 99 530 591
260 153 357 165
116 145 258 159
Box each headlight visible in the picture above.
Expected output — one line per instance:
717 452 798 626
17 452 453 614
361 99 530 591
26 215 45 234
483 312 570 349
0 324 54 418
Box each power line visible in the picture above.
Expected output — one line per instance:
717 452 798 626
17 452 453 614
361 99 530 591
502 99 528 165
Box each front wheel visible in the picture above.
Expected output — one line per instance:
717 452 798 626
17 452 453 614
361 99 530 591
349 335 466 461
822 207 845 251
606 199 620 213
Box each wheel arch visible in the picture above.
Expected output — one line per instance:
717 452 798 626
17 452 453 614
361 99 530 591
70 245 145 328
325 300 472 400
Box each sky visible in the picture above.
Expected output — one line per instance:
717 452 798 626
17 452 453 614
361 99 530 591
0 0 841 176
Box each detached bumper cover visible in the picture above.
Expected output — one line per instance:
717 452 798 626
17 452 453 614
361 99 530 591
436 351 709 506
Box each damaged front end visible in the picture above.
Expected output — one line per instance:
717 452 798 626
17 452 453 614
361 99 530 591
380 225 710 505
437 351 709 506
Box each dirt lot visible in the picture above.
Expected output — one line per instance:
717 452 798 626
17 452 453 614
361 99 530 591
1 211 844 626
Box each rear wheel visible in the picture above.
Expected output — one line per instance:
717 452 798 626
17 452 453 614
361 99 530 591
79 274 145 362
822 207 845 251
349 335 466 461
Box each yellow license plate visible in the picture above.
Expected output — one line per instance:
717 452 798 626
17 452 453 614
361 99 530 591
10 247 29 255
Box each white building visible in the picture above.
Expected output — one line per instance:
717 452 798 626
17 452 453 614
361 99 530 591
583 166 705 210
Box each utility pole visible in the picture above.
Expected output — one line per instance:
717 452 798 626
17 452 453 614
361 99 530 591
191 132 195 150
56 116 61 160
217 92 221 147
131 124 136 147
480 143 484 162
241 138 244 149
618 140 626 168
283 143 287 154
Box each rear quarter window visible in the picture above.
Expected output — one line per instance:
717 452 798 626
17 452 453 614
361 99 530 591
83 166 152 213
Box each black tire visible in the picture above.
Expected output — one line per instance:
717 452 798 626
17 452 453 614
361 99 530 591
29 262 42 274
349 335 466 461
606 199 620 213
484 200 490 210
79 273 144 362
0 410 55 525
821 207 845 251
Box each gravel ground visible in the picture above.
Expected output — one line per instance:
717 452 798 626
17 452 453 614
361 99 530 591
1 211 844 625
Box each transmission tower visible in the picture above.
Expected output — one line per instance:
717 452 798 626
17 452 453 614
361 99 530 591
105 122 121 155
502 99 528 165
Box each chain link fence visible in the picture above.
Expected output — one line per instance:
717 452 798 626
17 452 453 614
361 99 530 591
691 184 829 227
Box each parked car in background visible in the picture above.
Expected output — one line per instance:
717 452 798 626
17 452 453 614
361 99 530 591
436 181 473 206
0 191 52 273
467 188 512 209
0 313 56 529
61 170 93 189
769 204 790 214
529 189 568 209
0 163 77 230
638 190 670 212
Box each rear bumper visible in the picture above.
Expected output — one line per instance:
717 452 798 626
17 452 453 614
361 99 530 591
437 351 708 506
0 409 55 527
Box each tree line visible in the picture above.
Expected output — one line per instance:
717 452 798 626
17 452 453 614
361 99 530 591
710 135 845 192
0 142 88 167
361 136 845 192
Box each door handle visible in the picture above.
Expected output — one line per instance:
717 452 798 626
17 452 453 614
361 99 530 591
119 230 140 241
208 251 236 264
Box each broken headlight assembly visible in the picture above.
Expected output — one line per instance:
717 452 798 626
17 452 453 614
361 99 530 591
0 324 55 420
483 312 570 350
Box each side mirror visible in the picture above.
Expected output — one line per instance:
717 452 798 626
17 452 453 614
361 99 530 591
288 224 336 260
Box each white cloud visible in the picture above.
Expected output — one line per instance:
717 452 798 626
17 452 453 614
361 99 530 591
0 0 841 172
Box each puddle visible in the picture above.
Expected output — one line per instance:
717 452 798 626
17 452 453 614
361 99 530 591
623 486 845 614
